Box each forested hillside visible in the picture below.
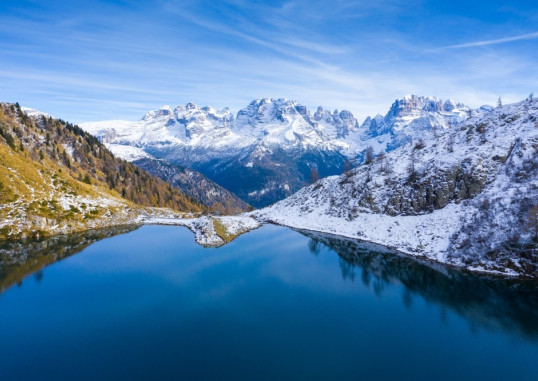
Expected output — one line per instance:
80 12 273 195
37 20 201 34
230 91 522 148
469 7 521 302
0 103 204 239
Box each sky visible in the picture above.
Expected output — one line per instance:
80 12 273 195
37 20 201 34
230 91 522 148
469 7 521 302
1 0 537 123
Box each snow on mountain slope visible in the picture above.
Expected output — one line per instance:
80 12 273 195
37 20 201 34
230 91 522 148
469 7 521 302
80 95 474 207
105 143 154 161
253 97 538 277
81 95 472 158
21 107 51 118
82 99 356 155
360 95 471 152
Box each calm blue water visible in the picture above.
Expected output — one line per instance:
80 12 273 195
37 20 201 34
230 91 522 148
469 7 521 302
0 224 537 380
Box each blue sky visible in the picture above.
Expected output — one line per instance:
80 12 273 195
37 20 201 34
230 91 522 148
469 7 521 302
1 0 537 123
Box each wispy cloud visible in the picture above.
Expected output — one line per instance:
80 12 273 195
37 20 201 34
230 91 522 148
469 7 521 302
439 31 538 49
1 0 537 123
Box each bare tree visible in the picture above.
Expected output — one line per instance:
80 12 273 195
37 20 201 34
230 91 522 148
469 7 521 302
364 146 374 164
343 159 352 173
497 96 502 107
407 150 418 182
310 166 320 183
447 133 455 153
527 204 538 245
376 152 390 174
376 152 386 162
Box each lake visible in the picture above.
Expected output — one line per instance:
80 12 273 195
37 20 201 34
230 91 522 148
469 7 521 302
1 224 537 380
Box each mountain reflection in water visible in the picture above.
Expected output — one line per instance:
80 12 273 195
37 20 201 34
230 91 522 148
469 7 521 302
0 224 537 380
1 224 537 345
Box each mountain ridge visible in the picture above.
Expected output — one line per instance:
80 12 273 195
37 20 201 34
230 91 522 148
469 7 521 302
81 95 475 207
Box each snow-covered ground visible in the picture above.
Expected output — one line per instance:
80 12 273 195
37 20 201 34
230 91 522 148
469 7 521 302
21 107 50 118
141 215 261 246
252 201 467 262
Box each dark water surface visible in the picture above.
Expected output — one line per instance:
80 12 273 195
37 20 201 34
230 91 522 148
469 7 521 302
1 224 537 380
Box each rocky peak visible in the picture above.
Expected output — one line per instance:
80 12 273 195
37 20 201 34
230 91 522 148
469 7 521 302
313 106 325 121
443 99 458 112
236 98 303 125
185 102 199 111
142 106 173 121
357 95 473 146
386 95 444 119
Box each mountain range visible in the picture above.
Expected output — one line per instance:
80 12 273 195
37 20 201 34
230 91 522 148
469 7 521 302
81 95 473 207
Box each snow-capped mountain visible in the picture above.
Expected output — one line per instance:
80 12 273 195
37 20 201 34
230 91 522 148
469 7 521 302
82 98 357 156
253 97 538 277
81 96 472 207
361 95 472 151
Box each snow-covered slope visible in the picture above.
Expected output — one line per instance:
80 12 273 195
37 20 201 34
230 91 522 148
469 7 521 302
253 97 538 277
81 96 472 207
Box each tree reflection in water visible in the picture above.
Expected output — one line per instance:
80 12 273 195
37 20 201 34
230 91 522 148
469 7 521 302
0 225 138 294
300 229 538 341
2 224 537 344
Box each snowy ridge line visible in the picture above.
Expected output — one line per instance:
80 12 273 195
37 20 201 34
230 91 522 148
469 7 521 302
80 95 471 159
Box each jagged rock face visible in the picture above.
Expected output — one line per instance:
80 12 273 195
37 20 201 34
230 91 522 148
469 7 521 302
333 153 490 217
142 106 173 121
235 98 293 123
361 115 385 137
312 107 359 138
385 95 466 117
362 95 470 145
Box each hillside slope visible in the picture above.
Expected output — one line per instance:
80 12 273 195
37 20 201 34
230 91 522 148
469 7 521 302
254 97 538 277
133 158 251 214
0 103 204 240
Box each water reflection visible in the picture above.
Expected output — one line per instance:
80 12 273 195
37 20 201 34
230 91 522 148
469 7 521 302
2 224 537 344
0 225 138 293
300 229 538 340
